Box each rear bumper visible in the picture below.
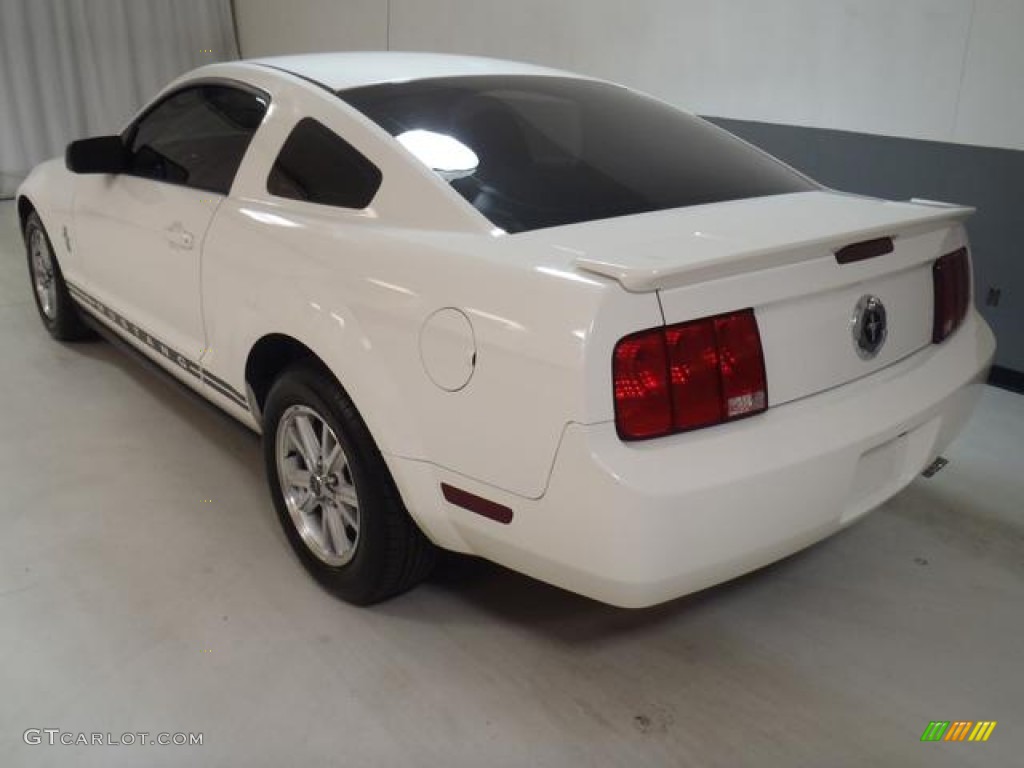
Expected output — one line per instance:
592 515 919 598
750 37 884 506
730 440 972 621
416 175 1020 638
448 311 996 607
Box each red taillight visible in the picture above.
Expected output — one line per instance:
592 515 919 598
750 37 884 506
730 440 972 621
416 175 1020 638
613 309 767 440
932 247 970 344
612 330 672 439
666 320 721 430
714 312 768 419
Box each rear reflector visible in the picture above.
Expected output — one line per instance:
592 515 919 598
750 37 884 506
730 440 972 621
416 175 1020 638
441 483 514 524
614 309 767 440
932 247 970 344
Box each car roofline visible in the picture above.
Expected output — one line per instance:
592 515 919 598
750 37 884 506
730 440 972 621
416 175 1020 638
245 51 590 92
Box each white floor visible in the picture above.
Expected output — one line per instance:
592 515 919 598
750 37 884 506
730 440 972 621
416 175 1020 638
1 199 1022 767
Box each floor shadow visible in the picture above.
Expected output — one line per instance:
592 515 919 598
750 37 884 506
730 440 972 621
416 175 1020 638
392 539 826 647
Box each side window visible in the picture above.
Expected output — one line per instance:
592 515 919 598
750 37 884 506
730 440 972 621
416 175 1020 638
127 85 268 194
267 117 382 209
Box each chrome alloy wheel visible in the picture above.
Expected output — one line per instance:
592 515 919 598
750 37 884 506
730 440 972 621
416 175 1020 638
30 228 57 320
275 405 360 566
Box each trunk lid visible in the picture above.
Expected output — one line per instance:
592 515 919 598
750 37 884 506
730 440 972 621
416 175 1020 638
550 190 974 407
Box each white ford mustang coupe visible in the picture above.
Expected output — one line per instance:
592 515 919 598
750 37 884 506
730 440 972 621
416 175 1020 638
18 53 995 607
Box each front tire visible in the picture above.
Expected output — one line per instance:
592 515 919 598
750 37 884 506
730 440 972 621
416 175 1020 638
23 212 92 341
263 364 436 604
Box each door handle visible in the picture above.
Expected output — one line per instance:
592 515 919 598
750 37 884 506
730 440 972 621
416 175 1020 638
164 222 195 250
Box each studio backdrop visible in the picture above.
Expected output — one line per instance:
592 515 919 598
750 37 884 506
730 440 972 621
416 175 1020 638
0 0 239 198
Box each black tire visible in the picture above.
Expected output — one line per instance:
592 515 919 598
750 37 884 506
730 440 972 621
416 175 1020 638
23 212 93 341
263 363 436 604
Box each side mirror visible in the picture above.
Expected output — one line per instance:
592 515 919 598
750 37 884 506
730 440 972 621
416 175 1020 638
66 136 129 175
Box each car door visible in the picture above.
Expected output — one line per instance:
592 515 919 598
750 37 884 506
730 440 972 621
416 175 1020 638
72 82 268 375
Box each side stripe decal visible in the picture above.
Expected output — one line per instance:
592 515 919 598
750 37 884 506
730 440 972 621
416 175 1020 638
203 368 248 406
202 371 245 405
66 282 248 408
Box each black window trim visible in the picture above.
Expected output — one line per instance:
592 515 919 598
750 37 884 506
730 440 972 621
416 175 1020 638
119 77 272 196
253 63 335 95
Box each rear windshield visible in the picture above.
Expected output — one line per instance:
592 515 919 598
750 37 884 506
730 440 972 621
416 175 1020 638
341 75 814 234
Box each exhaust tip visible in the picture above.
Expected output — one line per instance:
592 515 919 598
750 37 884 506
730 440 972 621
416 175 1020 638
922 456 949 478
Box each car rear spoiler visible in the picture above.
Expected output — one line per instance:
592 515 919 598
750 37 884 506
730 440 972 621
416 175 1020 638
572 197 975 292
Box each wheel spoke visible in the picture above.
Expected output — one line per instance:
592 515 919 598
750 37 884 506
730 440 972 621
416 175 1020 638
285 425 306 464
320 505 334 551
287 422 314 468
326 448 345 477
323 503 347 554
297 492 316 517
331 494 357 530
319 427 331 462
294 414 321 469
322 429 342 472
334 482 358 511
286 466 312 492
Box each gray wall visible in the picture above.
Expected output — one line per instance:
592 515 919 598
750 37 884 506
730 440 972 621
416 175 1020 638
233 0 387 56
709 118 1023 371
235 0 1024 153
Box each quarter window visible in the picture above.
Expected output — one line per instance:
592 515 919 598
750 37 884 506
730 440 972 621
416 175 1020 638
126 85 268 194
267 118 382 209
